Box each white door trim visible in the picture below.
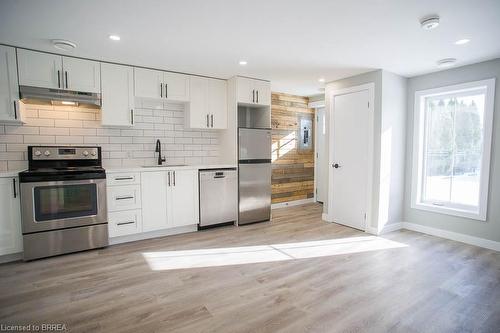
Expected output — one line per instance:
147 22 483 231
327 83 375 232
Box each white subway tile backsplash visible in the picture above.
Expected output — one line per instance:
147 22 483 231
0 103 220 170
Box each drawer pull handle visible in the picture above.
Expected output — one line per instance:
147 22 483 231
115 196 134 200
115 177 134 181
117 221 135 226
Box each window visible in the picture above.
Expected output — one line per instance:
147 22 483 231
412 79 495 220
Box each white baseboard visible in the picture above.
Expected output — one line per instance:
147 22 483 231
109 225 198 245
0 252 22 264
379 222 403 234
365 226 379 235
402 222 500 252
272 198 315 209
321 213 333 222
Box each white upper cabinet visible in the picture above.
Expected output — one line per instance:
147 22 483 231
253 80 271 106
134 68 163 99
0 46 22 123
134 68 190 102
0 176 22 256
61 57 100 93
17 49 62 89
141 171 169 232
186 77 227 129
101 63 135 127
168 170 199 227
163 72 190 102
236 76 271 106
17 49 100 92
208 79 228 129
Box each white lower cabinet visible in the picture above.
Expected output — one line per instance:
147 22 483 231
168 170 199 227
107 185 142 212
0 176 22 256
141 171 169 232
107 169 199 241
108 210 142 237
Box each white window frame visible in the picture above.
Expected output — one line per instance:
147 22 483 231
411 78 496 221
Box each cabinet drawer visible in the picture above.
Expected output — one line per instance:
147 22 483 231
107 172 141 186
108 210 142 237
107 185 142 212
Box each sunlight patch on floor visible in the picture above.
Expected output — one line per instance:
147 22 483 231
142 236 408 271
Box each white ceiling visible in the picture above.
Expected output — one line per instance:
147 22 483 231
1 0 499 96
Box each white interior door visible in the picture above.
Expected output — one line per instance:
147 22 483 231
331 89 370 230
315 107 326 202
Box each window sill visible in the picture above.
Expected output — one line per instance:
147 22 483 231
411 202 486 221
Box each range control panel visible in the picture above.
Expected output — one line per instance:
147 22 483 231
31 146 100 160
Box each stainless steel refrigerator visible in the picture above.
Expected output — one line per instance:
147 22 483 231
238 128 272 224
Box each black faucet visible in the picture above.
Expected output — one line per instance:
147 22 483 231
155 139 166 165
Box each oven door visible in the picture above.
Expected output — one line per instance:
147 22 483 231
20 179 107 234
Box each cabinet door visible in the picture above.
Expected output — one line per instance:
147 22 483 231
62 57 101 93
0 46 21 123
163 72 190 102
101 63 135 127
168 170 199 227
208 79 227 129
107 185 142 212
17 49 62 89
141 171 168 232
0 177 22 256
236 77 254 104
108 209 142 237
253 80 271 106
186 76 209 129
134 68 163 99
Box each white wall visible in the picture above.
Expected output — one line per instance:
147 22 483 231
404 58 500 242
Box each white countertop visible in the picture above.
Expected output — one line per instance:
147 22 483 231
105 164 237 173
0 169 26 178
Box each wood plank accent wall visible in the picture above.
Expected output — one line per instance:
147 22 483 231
271 92 315 204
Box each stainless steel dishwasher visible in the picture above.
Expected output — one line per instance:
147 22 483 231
199 168 238 228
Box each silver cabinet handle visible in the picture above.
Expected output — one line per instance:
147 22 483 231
210 114 214 128
115 195 134 200
256 90 259 103
173 171 176 186
168 171 171 186
114 177 134 181
160 83 163 98
252 89 255 103
117 221 135 226
206 114 209 127
57 70 61 88
13 101 17 119
12 178 17 198
65 71 69 89
165 83 168 99
130 109 134 125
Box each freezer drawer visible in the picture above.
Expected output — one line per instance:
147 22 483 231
239 128 272 161
199 169 238 227
238 163 271 224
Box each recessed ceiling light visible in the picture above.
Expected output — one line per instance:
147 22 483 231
454 38 470 45
239 60 247 66
318 78 325 83
437 58 457 68
109 35 121 41
51 39 77 51
420 15 440 30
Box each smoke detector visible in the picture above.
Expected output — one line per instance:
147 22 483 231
437 58 457 68
51 39 77 51
420 16 440 30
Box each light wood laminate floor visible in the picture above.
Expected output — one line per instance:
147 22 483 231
0 203 499 332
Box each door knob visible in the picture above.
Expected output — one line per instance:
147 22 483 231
332 163 341 169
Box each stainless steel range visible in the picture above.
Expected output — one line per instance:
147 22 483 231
19 146 108 260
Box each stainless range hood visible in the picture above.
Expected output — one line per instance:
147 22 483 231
19 85 101 107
